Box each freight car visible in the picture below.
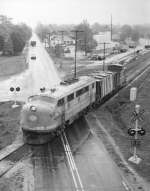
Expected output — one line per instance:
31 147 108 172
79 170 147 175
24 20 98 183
20 64 126 144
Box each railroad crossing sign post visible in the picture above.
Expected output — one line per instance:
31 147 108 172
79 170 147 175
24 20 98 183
128 87 146 164
10 87 20 108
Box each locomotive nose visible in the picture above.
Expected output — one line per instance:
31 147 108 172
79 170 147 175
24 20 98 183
20 101 55 129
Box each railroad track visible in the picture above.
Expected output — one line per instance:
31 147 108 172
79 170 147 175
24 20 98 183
0 143 30 177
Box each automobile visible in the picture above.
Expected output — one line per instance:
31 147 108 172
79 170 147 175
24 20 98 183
129 45 136 48
30 41 36 47
120 48 127 53
90 55 105 61
64 48 71 53
31 54 36 60
145 45 150 49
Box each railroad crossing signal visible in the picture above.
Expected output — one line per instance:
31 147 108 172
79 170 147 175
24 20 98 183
128 128 146 136
10 86 21 108
130 139 141 148
130 109 144 123
128 104 146 164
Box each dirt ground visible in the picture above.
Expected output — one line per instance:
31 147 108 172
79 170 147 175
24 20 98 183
0 101 22 149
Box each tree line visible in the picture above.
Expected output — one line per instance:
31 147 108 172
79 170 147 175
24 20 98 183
0 15 32 56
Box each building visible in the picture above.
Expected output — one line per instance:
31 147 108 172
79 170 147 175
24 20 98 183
93 31 119 55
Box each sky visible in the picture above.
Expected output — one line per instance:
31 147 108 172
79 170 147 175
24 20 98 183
0 0 149 28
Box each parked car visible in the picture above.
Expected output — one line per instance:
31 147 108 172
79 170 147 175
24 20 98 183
90 55 105 61
145 45 150 49
120 48 127 53
31 54 36 60
64 47 71 53
129 45 136 48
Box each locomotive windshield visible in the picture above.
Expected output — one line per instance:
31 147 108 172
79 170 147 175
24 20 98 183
28 95 57 104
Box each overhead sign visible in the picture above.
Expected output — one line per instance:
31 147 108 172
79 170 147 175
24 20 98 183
130 87 137 101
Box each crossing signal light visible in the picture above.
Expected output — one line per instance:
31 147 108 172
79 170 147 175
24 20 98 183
10 87 14 92
138 128 146 136
16 87 20 92
128 128 136 136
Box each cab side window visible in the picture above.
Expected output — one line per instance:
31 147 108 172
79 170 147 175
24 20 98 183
57 98 64 106
67 93 74 102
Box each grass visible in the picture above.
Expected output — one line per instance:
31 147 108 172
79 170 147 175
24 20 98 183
0 53 27 148
0 55 27 77
96 67 150 182
0 101 22 149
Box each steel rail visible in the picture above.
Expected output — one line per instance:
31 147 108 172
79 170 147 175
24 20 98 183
61 130 85 191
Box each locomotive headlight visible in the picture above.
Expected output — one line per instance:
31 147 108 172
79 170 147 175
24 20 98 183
28 114 38 122
30 106 37 112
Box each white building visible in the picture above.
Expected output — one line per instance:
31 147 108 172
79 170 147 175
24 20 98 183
93 31 119 54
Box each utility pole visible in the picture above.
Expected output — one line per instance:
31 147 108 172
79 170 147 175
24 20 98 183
71 30 84 79
99 42 110 71
84 35 87 56
59 30 65 45
110 14 113 41
47 33 51 48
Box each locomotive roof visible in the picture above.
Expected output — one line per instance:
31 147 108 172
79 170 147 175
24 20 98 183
39 76 95 100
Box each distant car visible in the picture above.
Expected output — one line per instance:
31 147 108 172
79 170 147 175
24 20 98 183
120 48 127 53
90 55 98 60
145 45 150 49
90 55 105 61
129 45 136 48
64 48 71 53
30 41 36 47
31 54 36 60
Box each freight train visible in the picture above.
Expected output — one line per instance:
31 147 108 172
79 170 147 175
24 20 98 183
20 64 126 144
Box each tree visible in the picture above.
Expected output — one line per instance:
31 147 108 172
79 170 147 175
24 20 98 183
0 36 4 51
131 29 140 42
3 36 13 55
0 15 31 55
75 20 97 55
11 32 25 54
120 25 132 42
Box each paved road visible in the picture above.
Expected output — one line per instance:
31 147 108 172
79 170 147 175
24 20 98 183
0 33 60 102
